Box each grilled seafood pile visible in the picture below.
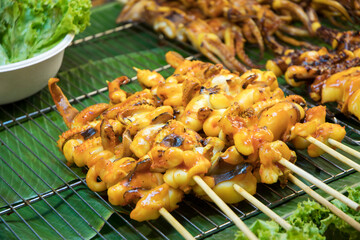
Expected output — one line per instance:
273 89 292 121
266 47 360 120
49 52 346 222
139 52 346 182
116 0 360 72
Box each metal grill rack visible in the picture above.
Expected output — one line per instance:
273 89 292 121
1 4 360 239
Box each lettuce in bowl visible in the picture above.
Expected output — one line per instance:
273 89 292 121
0 0 91 65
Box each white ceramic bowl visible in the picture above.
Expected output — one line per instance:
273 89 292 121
0 34 74 105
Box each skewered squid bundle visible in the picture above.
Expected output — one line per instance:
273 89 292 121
50 76 250 222
47 70 235 222
151 55 360 222
49 52 349 227
49 78 187 222
266 47 360 120
136 52 346 186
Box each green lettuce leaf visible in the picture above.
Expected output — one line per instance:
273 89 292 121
235 220 286 240
234 219 324 240
326 186 360 240
288 200 335 234
0 44 9 65
235 186 360 240
0 0 91 65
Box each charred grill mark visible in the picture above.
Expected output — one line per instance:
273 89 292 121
242 73 258 89
81 127 97 140
123 188 148 203
161 134 184 147
240 107 255 119
204 64 222 79
200 85 220 94
198 107 212 121
134 157 152 173
151 112 173 124
134 99 153 106
212 163 251 185
156 149 165 157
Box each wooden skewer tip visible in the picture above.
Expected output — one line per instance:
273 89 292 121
159 207 195 240
306 136 360 173
278 158 360 211
233 184 292 231
192 176 258 240
328 138 360 160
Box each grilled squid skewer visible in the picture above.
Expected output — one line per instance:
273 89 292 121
49 52 360 237
48 78 196 238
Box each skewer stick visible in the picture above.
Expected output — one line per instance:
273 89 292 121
233 184 292 231
306 136 360 172
159 207 195 240
288 174 360 231
192 176 258 240
328 138 360 160
278 158 360 211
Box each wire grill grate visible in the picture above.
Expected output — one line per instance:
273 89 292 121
1 6 360 239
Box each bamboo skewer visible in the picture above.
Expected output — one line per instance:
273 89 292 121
327 138 360 160
233 184 292 231
288 174 360 231
306 136 360 172
159 208 195 240
192 176 258 240
278 158 360 211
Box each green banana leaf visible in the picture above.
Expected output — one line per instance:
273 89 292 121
0 185 114 240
